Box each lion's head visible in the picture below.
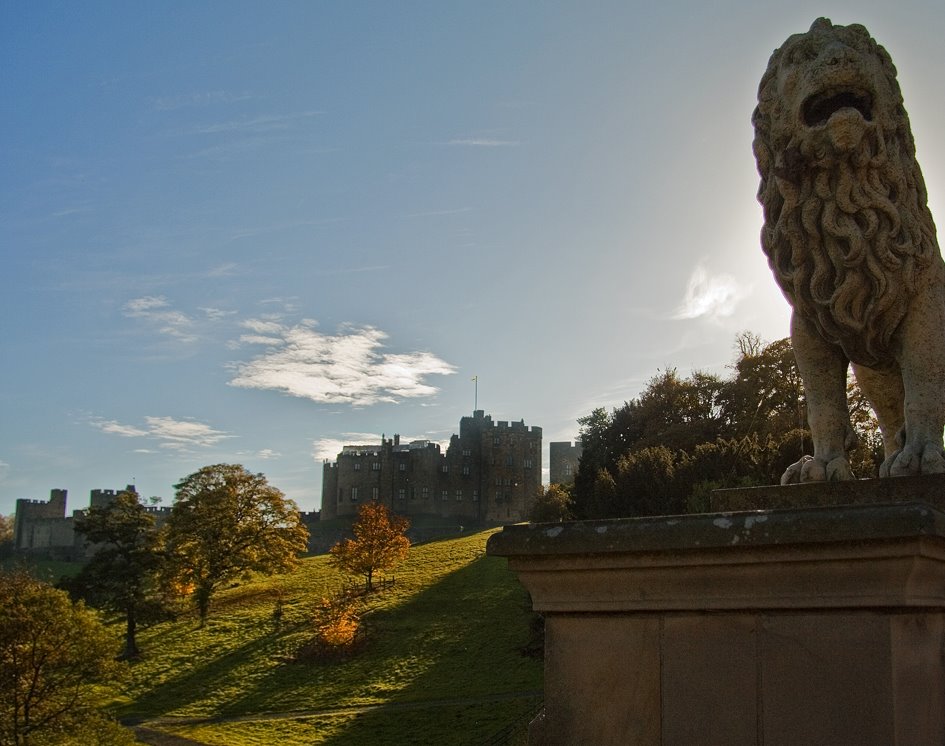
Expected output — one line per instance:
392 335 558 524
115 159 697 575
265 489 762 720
753 18 940 369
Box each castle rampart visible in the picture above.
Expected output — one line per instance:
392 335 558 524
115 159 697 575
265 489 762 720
321 410 542 524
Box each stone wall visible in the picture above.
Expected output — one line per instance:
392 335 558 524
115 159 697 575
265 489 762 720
489 481 945 745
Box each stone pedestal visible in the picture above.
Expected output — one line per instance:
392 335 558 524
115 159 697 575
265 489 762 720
487 500 945 745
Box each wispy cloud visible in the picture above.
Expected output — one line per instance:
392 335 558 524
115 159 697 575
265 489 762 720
190 110 321 135
91 416 232 450
207 263 240 278
447 138 519 147
123 296 197 342
229 322 456 406
95 420 150 438
199 307 237 321
226 218 347 242
312 433 382 462
151 91 253 111
673 265 748 322
310 265 389 277
0 460 9 483
258 297 300 314
404 207 472 219
51 205 93 219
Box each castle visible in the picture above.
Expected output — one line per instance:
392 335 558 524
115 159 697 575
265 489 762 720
321 410 542 524
13 485 172 560
549 440 583 485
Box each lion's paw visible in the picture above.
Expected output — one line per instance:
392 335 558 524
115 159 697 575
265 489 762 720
780 455 855 484
780 455 813 484
825 456 855 481
882 442 945 477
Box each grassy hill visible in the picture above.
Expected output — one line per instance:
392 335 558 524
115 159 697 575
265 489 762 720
113 528 542 745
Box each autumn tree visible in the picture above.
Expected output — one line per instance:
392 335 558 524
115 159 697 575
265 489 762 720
0 570 133 746
71 490 165 659
329 502 410 592
163 464 309 624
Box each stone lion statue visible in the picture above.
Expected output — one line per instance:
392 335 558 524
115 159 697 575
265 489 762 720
752 18 945 483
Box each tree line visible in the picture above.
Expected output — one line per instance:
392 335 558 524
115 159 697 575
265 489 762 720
65 463 310 661
542 333 882 522
1 464 415 744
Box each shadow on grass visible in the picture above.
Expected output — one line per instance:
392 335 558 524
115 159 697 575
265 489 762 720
117 621 285 722
213 554 542 744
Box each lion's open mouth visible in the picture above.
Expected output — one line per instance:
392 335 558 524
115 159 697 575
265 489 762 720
802 88 873 127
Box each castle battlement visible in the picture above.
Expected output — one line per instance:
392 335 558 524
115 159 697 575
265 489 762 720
321 410 542 524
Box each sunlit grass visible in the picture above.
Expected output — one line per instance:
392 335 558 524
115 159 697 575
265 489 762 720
169 699 536 746
113 529 542 744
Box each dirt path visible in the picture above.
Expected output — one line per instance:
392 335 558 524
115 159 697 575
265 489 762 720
133 727 211 746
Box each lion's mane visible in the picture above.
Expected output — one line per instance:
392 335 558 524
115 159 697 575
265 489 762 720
752 19 940 369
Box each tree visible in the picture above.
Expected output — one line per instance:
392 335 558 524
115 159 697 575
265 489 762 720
71 491 165 659
329 502 410 592
529 484 574 523
0 514 13 558
613 446 682 517
0 570 133 746
163 465 309 624
723 336 806 441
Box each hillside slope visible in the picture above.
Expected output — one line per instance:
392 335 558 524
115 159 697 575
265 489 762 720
116 528 542 745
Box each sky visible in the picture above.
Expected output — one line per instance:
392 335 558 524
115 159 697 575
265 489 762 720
3 1 945 517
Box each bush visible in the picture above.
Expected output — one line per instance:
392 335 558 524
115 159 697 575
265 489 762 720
295 593 362 661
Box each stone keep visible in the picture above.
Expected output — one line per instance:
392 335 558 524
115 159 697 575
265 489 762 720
752 18 945 483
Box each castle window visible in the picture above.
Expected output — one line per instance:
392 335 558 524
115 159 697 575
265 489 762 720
351 487 359 502
462 465 470 476
524 459 532 469
565 463 573 476
493 437 500 446
495 477 502 486
398 488 406 500
372 487 379 501
455 490 463 501
441 490 449 501
354 462 361 471
372 462 380 471
462 448 471 457
421 487 429 500
399 463 406 472
506 455 513 467
472 490 479 501
441 464 449 474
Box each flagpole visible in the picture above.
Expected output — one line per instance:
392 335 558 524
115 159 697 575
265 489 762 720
472 375 478 412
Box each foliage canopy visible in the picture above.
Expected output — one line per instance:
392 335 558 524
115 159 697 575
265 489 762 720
329 502 410 591
164 464 309 623
572 334 882 519
0 570 131 746
71 490 165 659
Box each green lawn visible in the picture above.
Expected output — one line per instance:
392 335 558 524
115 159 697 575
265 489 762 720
114 529 542 745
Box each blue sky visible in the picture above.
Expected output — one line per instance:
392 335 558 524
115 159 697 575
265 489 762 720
3 1 944 516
